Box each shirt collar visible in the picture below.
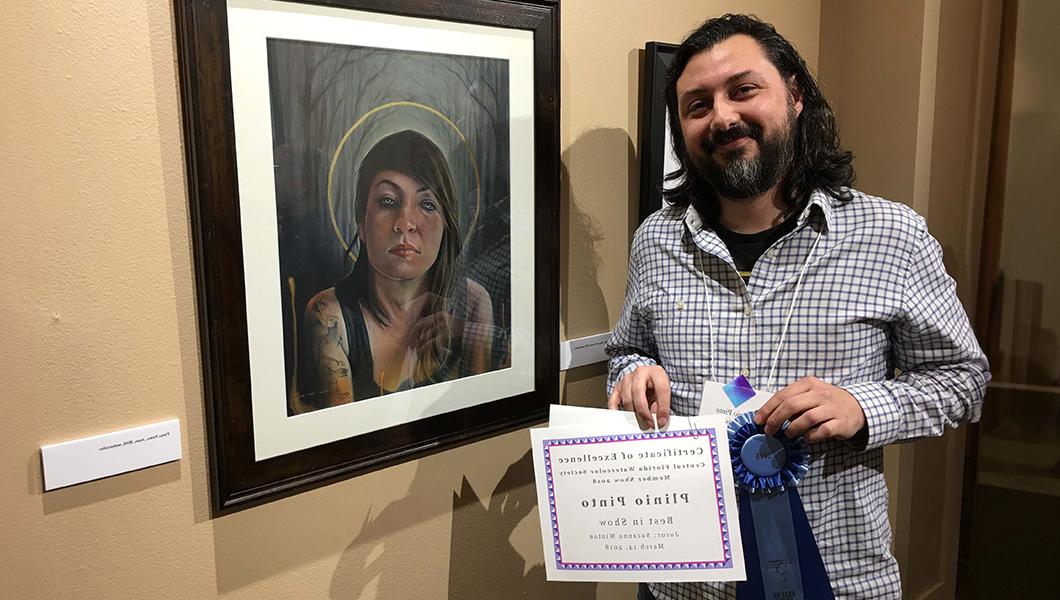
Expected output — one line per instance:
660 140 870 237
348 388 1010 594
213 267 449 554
684 189 837 235
684 203 706 233
798 189 836 234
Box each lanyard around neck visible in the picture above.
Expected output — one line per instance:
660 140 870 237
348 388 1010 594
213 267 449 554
696 228 823 391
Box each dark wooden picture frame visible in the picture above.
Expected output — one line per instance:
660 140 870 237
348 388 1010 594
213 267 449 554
175 0 559 515
637 41 678 223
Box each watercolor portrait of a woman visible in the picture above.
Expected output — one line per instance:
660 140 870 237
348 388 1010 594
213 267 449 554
292 130 499 413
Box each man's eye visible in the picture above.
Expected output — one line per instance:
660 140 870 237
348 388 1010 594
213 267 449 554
687 100 709 114
733 85 756 98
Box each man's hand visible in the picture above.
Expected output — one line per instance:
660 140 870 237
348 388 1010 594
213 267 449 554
754 376 866 443
607 365 671 429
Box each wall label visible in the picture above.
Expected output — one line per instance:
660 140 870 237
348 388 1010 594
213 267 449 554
41 419 182 491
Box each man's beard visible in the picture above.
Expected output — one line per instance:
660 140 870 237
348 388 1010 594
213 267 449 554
695 115 796 200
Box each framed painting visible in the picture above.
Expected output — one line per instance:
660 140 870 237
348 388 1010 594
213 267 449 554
175 0 559 514
637 41 679 223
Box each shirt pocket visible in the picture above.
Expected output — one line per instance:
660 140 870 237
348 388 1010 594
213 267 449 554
644 289 710 384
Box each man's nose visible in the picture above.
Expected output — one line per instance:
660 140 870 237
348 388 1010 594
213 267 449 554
710 97 740 134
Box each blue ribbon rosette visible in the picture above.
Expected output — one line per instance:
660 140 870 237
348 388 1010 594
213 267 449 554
728 412 834 600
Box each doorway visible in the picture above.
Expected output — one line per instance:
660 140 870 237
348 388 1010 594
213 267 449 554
957 0 1060 597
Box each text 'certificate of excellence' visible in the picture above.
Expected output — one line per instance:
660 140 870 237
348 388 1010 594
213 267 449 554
530 406 746 582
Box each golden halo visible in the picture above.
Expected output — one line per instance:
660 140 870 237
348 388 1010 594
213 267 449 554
326 101 482 256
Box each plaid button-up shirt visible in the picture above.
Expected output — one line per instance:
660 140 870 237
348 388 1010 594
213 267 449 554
606 188 989 599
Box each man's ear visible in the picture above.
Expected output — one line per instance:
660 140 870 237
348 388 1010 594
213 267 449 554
788 75 804 117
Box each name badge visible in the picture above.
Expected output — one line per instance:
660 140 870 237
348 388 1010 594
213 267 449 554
699 374 773 422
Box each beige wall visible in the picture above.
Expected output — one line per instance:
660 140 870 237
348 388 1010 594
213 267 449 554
1 2 821 598
818 0 928 206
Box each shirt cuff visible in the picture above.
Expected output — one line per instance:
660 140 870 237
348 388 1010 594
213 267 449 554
842 381 900 450
607 356 659 395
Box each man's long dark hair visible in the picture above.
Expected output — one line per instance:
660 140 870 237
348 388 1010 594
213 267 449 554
663 14 854 217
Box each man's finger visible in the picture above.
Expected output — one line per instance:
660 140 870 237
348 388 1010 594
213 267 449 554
763 390 818 435
804 419 838 444
620 372 634 411
755 377 815 426
754 379 818 430
784 405 830 438
649 369 671 427
630 369 655 427
607 384 621 410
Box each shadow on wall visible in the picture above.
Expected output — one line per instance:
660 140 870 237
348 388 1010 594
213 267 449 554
447 451 596 599
980 276 1060 440
560 128 638 409
560 127 639 339
39 461 181 514
208 432 586 596
328 450 597 599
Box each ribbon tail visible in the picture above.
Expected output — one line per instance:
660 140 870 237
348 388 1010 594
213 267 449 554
734 489 834 600
735 491 766 600
788 487 833 600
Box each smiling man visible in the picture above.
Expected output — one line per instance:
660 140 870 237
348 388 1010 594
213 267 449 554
606 14 988 600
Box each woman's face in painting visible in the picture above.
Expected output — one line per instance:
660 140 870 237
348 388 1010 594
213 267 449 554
359 169 445 283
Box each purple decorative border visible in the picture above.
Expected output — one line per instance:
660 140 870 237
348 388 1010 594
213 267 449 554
542 429 733 571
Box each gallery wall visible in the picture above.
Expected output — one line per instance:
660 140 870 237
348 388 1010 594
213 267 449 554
1 1 819 598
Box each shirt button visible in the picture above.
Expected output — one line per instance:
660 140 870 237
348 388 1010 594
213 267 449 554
740 368 750 378
766 248 778 259
743 305 752 317
675 300 685 310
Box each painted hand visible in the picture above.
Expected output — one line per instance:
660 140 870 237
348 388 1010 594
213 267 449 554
408 298 460 353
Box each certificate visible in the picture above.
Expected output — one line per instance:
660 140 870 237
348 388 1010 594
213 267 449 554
530 408 745 582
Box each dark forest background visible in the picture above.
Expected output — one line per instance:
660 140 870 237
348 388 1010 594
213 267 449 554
266 39 511 406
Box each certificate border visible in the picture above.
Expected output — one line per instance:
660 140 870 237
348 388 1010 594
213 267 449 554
542 428 734 571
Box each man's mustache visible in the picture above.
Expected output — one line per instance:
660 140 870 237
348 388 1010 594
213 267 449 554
706 122 763 153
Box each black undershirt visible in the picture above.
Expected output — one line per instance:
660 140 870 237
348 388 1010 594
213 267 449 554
711 212 798 281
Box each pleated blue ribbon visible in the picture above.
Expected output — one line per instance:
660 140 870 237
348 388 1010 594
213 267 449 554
728 412 834 600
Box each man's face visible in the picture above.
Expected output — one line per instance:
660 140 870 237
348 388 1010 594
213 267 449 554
675 34 803 200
